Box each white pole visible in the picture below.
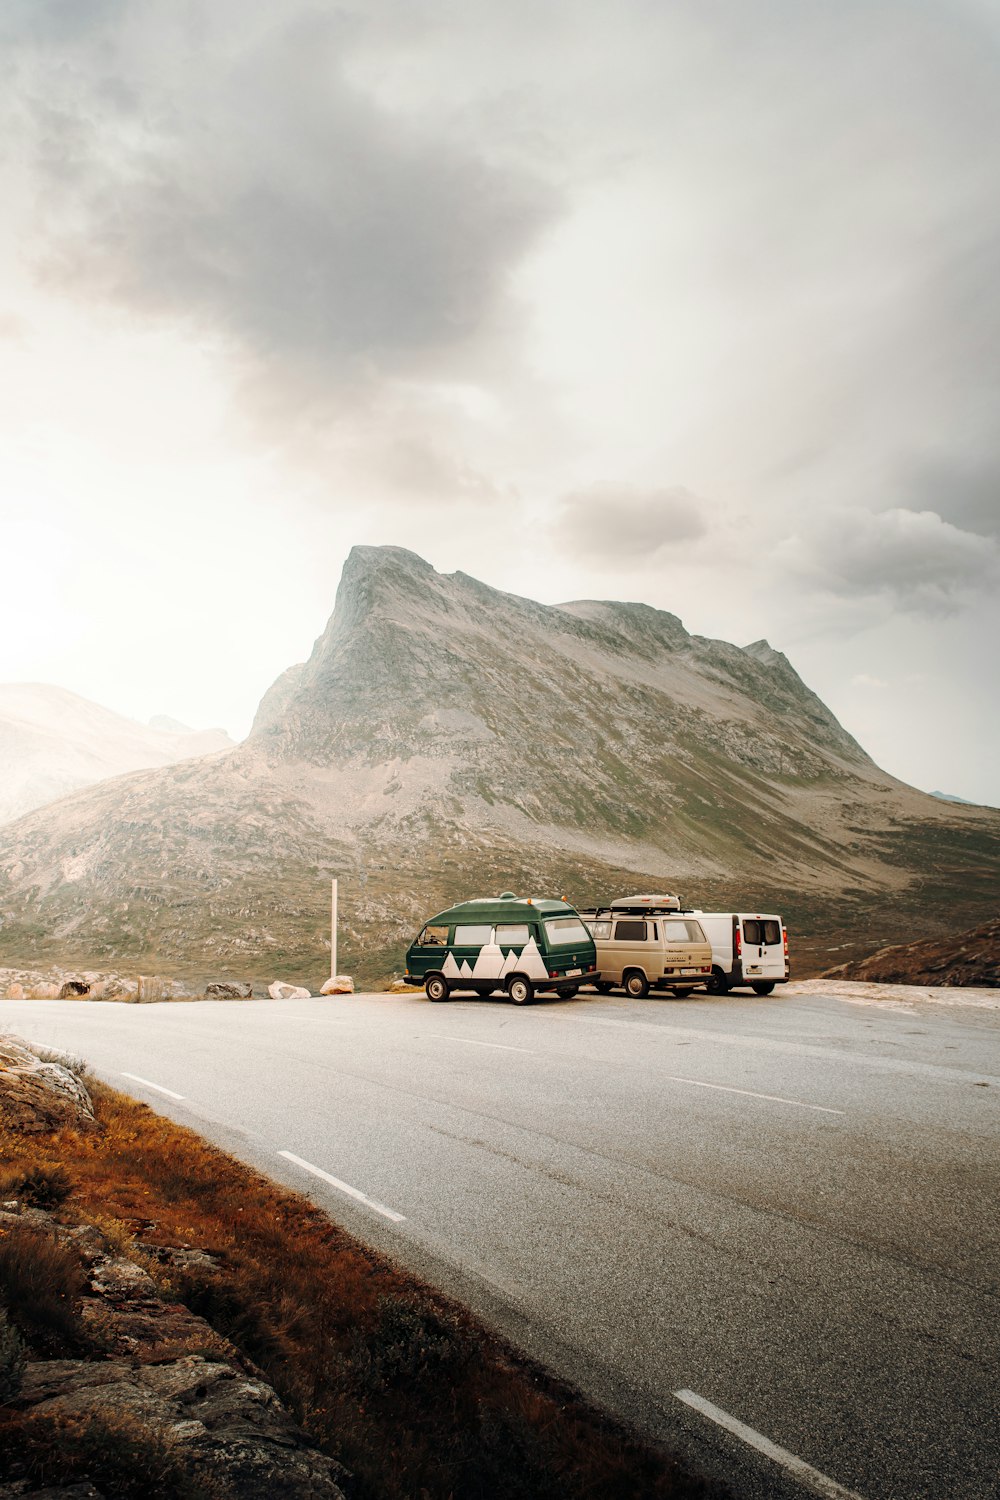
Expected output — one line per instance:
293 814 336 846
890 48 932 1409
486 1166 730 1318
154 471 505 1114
331 879 338 980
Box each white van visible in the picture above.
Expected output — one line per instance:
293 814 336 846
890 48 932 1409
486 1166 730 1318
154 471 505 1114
691 912 788 995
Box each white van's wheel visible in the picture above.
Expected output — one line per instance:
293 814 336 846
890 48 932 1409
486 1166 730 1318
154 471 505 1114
425 974 450 1003
624 970 649 998
705 967 730 994
751 981 775 996
507 975 534 1005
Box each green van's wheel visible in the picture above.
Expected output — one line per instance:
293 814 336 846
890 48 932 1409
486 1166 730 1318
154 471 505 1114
507 975 534 1005
425 975 450 1002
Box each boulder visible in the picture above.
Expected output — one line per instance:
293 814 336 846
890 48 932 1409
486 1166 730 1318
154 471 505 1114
92 976 136 1000
0 1037 96 1134
58 980 91 998
205 982 253 1000
320 976 355 995
386 979 420 993
267 982 312 1000
6 983 24 1000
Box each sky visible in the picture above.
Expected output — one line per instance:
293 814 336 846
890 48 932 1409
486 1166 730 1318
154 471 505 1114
1 0 998 804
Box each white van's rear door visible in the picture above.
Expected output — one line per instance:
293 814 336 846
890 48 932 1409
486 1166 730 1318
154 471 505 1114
739 917 784 979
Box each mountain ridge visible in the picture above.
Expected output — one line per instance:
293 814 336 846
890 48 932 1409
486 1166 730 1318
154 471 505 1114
0 547 996 985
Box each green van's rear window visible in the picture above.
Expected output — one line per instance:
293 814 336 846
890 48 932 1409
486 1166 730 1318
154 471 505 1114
544 918 591 945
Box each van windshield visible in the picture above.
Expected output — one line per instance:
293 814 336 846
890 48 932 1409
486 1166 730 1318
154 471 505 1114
544 918 590 946
663 919 706 942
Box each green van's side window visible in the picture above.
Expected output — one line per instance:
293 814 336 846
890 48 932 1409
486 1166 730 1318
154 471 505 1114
419 925 449 946
454 924 492 944
495 923 530 944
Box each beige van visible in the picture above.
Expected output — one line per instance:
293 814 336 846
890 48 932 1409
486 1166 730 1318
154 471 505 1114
581 895 713 997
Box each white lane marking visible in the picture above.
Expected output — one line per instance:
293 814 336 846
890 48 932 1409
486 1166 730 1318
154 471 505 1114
277 1150 406 1223
120 1072 185 1101
674 1390 867 1499
665 1075 845 1115
429 1034 534 1054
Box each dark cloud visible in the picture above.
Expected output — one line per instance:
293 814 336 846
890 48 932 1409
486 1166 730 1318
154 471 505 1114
10 4 557 390
551 485 709 561
906 455 1000 540
794 508 1000 614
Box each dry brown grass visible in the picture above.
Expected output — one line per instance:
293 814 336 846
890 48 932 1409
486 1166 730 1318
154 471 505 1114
0 1087 726 1500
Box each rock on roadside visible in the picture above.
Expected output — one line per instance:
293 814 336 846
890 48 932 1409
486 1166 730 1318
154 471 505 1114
0 1037 95 1134
266 982 312 1000
319 976 354 995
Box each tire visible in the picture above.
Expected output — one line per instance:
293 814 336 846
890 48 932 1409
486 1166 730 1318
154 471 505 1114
425 974 449 1003
624 970 649 999
705 966 730 995
670 988 690 998
558 985 580 1000
507 975 534 1005
595 981 614 994
752 981 775 996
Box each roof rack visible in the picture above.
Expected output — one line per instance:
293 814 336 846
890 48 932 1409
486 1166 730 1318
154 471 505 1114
610 893 682 913
581 894 695 918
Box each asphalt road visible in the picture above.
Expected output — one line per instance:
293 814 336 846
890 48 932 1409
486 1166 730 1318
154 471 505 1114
3 985 998 1500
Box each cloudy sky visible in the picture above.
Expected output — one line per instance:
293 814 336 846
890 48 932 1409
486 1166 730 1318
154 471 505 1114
2 0 998 803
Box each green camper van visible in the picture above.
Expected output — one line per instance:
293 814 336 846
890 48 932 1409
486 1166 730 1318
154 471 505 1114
404 892 599 1004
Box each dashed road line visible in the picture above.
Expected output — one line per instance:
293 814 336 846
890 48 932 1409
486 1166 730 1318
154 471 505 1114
665 1076 845 1115
277 1150 406 1223
120 1071 185 1100
429 1034 534 1054
674 1390 867 1499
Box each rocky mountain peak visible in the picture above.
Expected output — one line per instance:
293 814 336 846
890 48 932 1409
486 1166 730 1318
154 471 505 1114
1 547 998 985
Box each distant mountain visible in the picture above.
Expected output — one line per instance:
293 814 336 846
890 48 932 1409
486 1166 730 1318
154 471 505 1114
0 684 233 825
0 548 997 986
930 790 979 807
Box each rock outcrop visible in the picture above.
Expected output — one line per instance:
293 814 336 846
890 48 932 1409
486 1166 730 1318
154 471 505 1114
0 1038 95 1134
824 916 1000 988
0 1206 347 1499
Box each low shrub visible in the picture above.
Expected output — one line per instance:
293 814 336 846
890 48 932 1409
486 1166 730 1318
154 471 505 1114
0 1409 216 1499
0 1310 25 1405
0 1164 73 1210
0 1225 89 1356
351 1294 475 1393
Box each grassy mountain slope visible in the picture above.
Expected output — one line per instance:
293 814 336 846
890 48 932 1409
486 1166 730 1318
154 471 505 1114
0 547 997 986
